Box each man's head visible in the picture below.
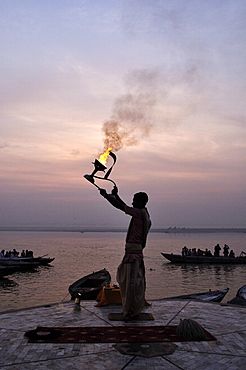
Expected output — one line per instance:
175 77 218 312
132 192 148 208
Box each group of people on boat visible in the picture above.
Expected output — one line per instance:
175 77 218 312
182 246 205 256
181 244 235 258
214 244 235 257
0 249 34 258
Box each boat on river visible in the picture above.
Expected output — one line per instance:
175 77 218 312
161 252 246 264
69 268 111 300
227 285 246 306
0 256 54 267
238 285 246 299
31 256 55 265
163 288 229 303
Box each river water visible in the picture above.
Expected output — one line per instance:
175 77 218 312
0 230 246 312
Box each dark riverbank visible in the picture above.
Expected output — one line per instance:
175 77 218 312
0 226 245 233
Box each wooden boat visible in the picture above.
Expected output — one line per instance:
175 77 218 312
0 256 54 267
238 285 246 299
163 288 229 303
161 253 246 264
0 255 54 278
32 256 55 265
69 268 111 300
0 260 40 268
227 285 246 306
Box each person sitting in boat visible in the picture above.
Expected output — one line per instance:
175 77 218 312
223 244 230 257
21 250 26 257
25 250 33 257
9 249 18 258
205 248 212 257
191 248 197 256
197 248 204 256
0 249 4 258
182 246 188 256
229 249 235 258
12 249 19 257
214 244 221 257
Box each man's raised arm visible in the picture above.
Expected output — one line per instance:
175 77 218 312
99 186 126 211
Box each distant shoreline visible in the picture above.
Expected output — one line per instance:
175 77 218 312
0 226 245 233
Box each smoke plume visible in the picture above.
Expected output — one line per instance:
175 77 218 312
102 65 200 152
102 69 158 151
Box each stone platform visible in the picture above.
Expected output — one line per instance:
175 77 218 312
0 299 245 369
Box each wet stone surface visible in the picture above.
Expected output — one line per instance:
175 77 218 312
0 299 245 369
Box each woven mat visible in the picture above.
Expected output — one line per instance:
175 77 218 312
25 325 216 343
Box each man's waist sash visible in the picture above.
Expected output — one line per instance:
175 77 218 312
125 243 142 254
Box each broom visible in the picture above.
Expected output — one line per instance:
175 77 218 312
175 318 209 340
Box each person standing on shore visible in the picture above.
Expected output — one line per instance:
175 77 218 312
99 186 151 321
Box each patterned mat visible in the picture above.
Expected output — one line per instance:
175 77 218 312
25 325 216 343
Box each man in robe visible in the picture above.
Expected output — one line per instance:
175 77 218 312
99 186 151 321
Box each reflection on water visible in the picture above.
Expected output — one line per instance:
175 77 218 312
0 230 245 312
0 278 18 292
156 262 246 302
165 263 243 276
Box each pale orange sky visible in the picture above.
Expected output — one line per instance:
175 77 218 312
1 1 245 228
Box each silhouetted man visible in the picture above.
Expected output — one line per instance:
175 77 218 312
100 186 151 320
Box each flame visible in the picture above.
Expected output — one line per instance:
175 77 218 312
99 147 114 166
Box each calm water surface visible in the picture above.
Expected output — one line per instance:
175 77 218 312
0 231 246 312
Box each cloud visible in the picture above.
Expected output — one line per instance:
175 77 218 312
0 1 245 227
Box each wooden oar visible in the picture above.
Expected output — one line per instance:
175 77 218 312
38 254 49 258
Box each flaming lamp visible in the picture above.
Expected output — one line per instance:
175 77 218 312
84 147 116 189
84 159 107 185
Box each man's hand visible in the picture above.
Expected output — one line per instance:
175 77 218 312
111 185 118 196
99 186 125 211
99 188 107 198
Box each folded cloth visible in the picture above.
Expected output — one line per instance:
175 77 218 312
95 286 122 306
